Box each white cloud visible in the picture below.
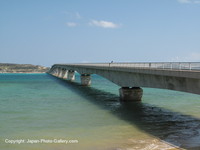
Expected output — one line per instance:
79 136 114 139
89 20 120 28
66 22 77 27
177 0 200 3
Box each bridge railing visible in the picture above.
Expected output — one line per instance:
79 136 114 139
74 62 200 71
112 62 200 71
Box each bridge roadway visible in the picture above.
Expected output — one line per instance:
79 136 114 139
48 62 200 101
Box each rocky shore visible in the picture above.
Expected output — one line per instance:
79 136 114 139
0 63 49 73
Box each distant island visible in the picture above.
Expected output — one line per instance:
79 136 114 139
0 63 49 73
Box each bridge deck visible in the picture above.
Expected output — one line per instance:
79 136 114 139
49 62 200 97
53 62 200 79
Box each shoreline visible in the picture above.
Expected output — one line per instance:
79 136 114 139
0 63 49 74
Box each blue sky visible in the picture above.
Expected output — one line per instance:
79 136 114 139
0 0 200 66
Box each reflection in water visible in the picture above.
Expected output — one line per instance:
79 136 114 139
52 75 200 150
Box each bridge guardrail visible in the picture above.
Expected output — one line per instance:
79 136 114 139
71 62 200 71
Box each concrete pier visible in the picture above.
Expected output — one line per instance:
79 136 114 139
81 74 91 86
52 68 57 76
51 70 55 76
63 70 68 79
67 70 75 81
119 87 143 102
58 68 63 78
60 69 66 79
54 68 59 76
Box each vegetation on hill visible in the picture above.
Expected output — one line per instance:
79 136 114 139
0 63 49 73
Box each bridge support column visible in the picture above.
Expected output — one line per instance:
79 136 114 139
62 70 68 79
50 69 55 76
67 70 75 81
60 69 64 78
60 69 67 79
58 68 63 78
119 87 143 102
52 68 58 77
48 69 53 75
54 68 58 77
53 69 58 76
81 74 91 86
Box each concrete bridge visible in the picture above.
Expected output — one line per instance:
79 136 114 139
48 62 200 101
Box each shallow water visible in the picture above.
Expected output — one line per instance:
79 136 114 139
0 73 200 150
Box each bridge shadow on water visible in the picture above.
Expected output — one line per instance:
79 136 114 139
49 75 200 150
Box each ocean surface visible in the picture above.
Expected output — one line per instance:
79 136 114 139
0 73 200 150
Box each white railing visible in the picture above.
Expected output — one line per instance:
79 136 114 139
67 62 200 71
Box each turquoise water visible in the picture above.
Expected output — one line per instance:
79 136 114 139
0 73 200 150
